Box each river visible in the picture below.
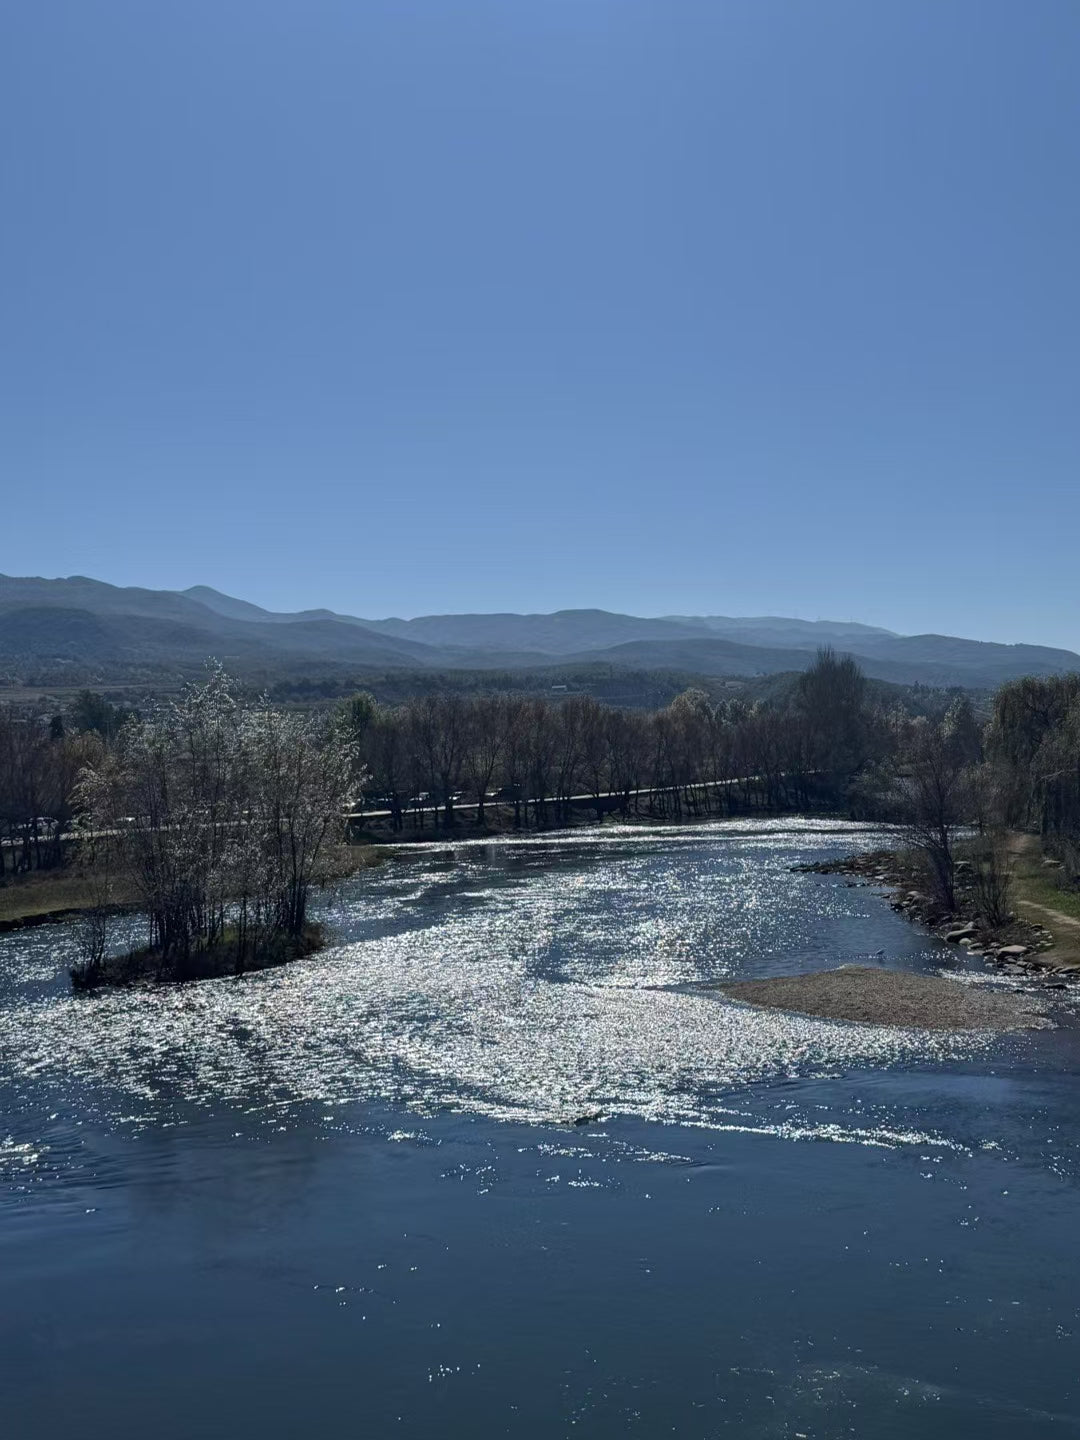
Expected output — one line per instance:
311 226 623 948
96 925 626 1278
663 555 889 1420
2 819 1079 1437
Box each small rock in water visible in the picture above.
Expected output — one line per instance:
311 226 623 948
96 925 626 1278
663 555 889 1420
945 922 977 943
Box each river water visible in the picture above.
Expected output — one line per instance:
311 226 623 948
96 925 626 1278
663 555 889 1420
2 819 1079 1437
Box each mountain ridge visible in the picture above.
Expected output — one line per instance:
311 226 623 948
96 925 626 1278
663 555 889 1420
1 574 1077 691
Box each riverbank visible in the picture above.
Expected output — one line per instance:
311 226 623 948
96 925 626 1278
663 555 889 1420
0 842 392 932
345 788 810 846
1006 833 1080 968
799 837 1080 981
0 869 140 931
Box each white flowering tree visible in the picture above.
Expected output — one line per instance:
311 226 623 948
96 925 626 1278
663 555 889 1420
76 665 359 981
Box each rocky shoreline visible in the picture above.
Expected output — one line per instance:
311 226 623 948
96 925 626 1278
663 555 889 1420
798 849 1077 981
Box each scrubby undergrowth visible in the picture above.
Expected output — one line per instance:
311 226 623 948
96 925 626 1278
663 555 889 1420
70 922 327 990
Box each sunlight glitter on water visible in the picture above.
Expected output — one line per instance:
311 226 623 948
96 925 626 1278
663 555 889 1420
0 823 1010 1158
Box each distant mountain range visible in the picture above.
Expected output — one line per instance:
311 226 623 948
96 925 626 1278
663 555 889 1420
1 573 1078 692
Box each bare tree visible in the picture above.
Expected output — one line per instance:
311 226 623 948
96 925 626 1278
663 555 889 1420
796 647 868 777
970 834 1014 928
71 826 115 985
464 695 507 828
75 665 358 981
893 716 974 912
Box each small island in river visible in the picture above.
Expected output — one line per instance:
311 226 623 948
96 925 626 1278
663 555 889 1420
717 964 1050 1032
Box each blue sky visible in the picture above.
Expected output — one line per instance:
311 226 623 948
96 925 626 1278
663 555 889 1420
3 2 1079 645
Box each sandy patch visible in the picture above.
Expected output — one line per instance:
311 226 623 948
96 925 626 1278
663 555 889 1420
717 965 1050 1032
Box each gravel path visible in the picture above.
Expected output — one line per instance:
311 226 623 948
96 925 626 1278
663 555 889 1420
718 965 1051 1032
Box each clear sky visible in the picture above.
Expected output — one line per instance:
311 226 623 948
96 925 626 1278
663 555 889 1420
3 2 1078 645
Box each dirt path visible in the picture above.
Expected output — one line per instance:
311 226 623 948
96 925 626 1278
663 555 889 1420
1014 897 1080 968
1005 832 1080 968
1015 898 1080 934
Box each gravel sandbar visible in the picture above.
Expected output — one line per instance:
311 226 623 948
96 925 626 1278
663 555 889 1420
717 965 1050 1032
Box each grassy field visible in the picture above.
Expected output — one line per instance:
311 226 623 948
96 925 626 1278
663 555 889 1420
1012 867 1080 922
0 866 136 925
1006 833 1080 966
0 842 391 928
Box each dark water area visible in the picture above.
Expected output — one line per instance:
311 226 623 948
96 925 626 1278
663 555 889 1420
2 819 1080 1438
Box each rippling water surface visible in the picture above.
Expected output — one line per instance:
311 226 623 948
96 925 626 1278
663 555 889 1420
2 820 1079 1437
